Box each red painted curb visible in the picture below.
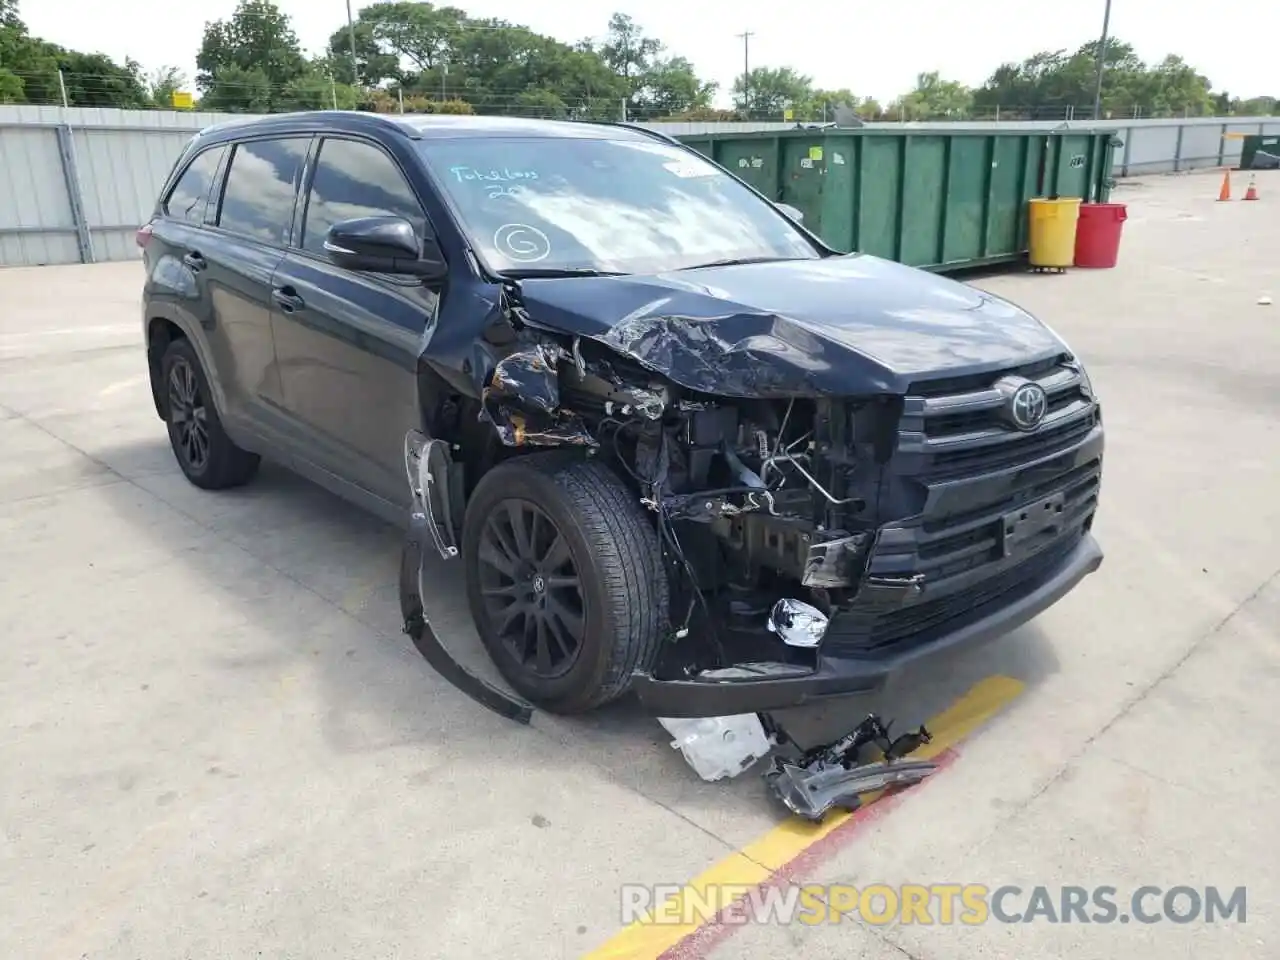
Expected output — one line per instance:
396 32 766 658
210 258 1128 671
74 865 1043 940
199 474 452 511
657 749 959 960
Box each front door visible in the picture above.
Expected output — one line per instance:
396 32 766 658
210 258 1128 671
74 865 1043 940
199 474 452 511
269 135 439 507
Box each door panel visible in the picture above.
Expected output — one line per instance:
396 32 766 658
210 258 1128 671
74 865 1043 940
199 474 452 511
271 136 438 506
270 255 432 503
199 136 310 428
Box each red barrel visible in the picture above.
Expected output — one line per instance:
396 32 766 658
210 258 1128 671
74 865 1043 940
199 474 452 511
1073 202 1128 268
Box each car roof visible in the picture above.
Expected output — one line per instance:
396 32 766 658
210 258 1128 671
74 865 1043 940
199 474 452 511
193 111 665 146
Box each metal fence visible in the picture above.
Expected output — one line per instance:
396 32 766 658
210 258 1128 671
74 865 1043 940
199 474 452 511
2 105 1278 268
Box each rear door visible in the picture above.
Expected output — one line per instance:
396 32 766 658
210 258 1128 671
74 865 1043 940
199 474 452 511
200 136 312 438
269 135 438 506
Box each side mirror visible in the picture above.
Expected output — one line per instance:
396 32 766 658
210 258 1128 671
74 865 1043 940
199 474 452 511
775 202 805 224
324 216 447 280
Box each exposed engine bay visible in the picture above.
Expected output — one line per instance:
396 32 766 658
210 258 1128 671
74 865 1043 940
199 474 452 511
461 283 899 682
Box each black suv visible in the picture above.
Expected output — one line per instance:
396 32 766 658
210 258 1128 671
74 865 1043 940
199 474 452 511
139 112 1103 719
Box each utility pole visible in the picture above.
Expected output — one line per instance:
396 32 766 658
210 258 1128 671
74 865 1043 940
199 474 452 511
1091 0 1112 120
736 30 754 117
345 0 359 85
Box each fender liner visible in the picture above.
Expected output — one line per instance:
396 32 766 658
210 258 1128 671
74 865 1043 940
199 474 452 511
399 515 534 724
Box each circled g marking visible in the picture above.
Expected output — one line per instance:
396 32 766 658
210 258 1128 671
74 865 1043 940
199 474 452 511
494 224 551 263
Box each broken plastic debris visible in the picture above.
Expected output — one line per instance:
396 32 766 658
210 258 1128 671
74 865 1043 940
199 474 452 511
763 713 936 820
658 714 774 782
765 758 937 821
766 598 829 648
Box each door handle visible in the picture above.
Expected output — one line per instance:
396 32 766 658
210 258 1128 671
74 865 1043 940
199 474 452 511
182 251 206 271
272 286 305 313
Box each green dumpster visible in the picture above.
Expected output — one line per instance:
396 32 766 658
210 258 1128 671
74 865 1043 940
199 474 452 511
677 129 1120 273
1239 134 1280 170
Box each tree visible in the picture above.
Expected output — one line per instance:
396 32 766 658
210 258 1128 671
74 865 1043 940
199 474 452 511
197 0 309 111
600 13 660 84
592 14 714 119
0 2 149 107
973 38 1215 118
732 66 813 118
788 87 882 122
53 51 149 107
326 20 401 86
632 56 716 119
147 66 187 108
889 71 973 120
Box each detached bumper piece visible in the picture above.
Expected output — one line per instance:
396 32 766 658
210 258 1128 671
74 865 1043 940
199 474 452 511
764 713 937 821
401 525 533 724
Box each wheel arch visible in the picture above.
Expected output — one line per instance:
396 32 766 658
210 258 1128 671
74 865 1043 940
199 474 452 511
145 307 229 422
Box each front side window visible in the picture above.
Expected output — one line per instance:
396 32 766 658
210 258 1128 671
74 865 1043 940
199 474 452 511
301 138 426 254
417 136 819 275
164 146 226 223
217 138 309 244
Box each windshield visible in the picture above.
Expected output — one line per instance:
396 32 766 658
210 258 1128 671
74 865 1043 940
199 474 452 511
418 135 821 275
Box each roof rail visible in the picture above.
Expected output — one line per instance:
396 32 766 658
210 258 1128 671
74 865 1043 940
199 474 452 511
577 119 683 146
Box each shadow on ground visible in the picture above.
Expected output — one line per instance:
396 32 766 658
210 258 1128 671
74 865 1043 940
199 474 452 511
90 433 1065 825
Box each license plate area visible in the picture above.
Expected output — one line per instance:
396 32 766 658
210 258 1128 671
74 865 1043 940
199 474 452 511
1002 491 1066 557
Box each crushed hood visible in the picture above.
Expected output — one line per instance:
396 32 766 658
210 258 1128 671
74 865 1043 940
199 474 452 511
515 254 1066 397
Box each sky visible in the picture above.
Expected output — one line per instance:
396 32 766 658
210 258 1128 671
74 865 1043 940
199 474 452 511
19 0 1277 105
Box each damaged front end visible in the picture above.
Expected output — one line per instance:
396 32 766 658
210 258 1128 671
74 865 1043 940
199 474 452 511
477 299 891 710
400 271 1104 724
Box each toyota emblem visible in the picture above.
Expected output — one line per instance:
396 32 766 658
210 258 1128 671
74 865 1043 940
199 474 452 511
1009 382 1048 430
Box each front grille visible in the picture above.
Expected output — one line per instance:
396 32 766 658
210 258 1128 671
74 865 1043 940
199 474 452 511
896 356 1097 482
821 354 1104 660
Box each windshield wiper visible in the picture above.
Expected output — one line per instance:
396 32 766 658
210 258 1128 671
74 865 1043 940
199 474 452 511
675 255 806 271
498 267 627 279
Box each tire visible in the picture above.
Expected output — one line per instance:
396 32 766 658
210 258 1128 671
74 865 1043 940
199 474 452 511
462 453 668 714
159 338 259 490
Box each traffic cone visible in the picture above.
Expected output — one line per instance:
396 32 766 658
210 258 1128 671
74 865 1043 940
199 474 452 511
1217 169 1232 201
1244 175 1259 201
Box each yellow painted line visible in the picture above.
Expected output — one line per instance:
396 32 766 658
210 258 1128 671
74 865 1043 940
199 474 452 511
583 674 1026 960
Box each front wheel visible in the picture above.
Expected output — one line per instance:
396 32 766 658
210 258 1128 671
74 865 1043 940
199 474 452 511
462 454 668 714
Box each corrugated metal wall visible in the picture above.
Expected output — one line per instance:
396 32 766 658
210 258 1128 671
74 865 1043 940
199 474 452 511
1 106 1277 267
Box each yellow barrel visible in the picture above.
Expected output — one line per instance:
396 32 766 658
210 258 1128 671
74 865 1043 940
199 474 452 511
1028 197 1082 268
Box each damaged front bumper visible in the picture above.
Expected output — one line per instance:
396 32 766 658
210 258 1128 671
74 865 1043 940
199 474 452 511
631 531 1103 717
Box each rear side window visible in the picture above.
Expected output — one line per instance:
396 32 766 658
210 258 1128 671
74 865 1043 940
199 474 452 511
217 137 310 244
163 146 226 223
300 138 426 255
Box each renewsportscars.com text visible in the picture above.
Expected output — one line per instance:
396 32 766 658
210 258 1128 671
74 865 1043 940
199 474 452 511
620 883 1247 926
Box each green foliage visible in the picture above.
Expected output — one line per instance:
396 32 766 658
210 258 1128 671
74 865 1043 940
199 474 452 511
54 52 149 107
146 67 187 109
889 72 974 120
0 1 149 108
0 68 24 103
732 66 812 118
974 39 1216 118
197 0 309 111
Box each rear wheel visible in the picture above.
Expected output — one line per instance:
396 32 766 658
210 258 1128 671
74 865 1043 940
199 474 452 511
462 454 668 714
160 338 259 489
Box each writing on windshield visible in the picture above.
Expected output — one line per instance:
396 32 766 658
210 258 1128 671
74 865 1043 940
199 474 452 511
423 136 817 275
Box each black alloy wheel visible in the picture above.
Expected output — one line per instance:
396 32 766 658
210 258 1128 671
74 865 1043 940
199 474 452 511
167 356 210 474
476 498 586 679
